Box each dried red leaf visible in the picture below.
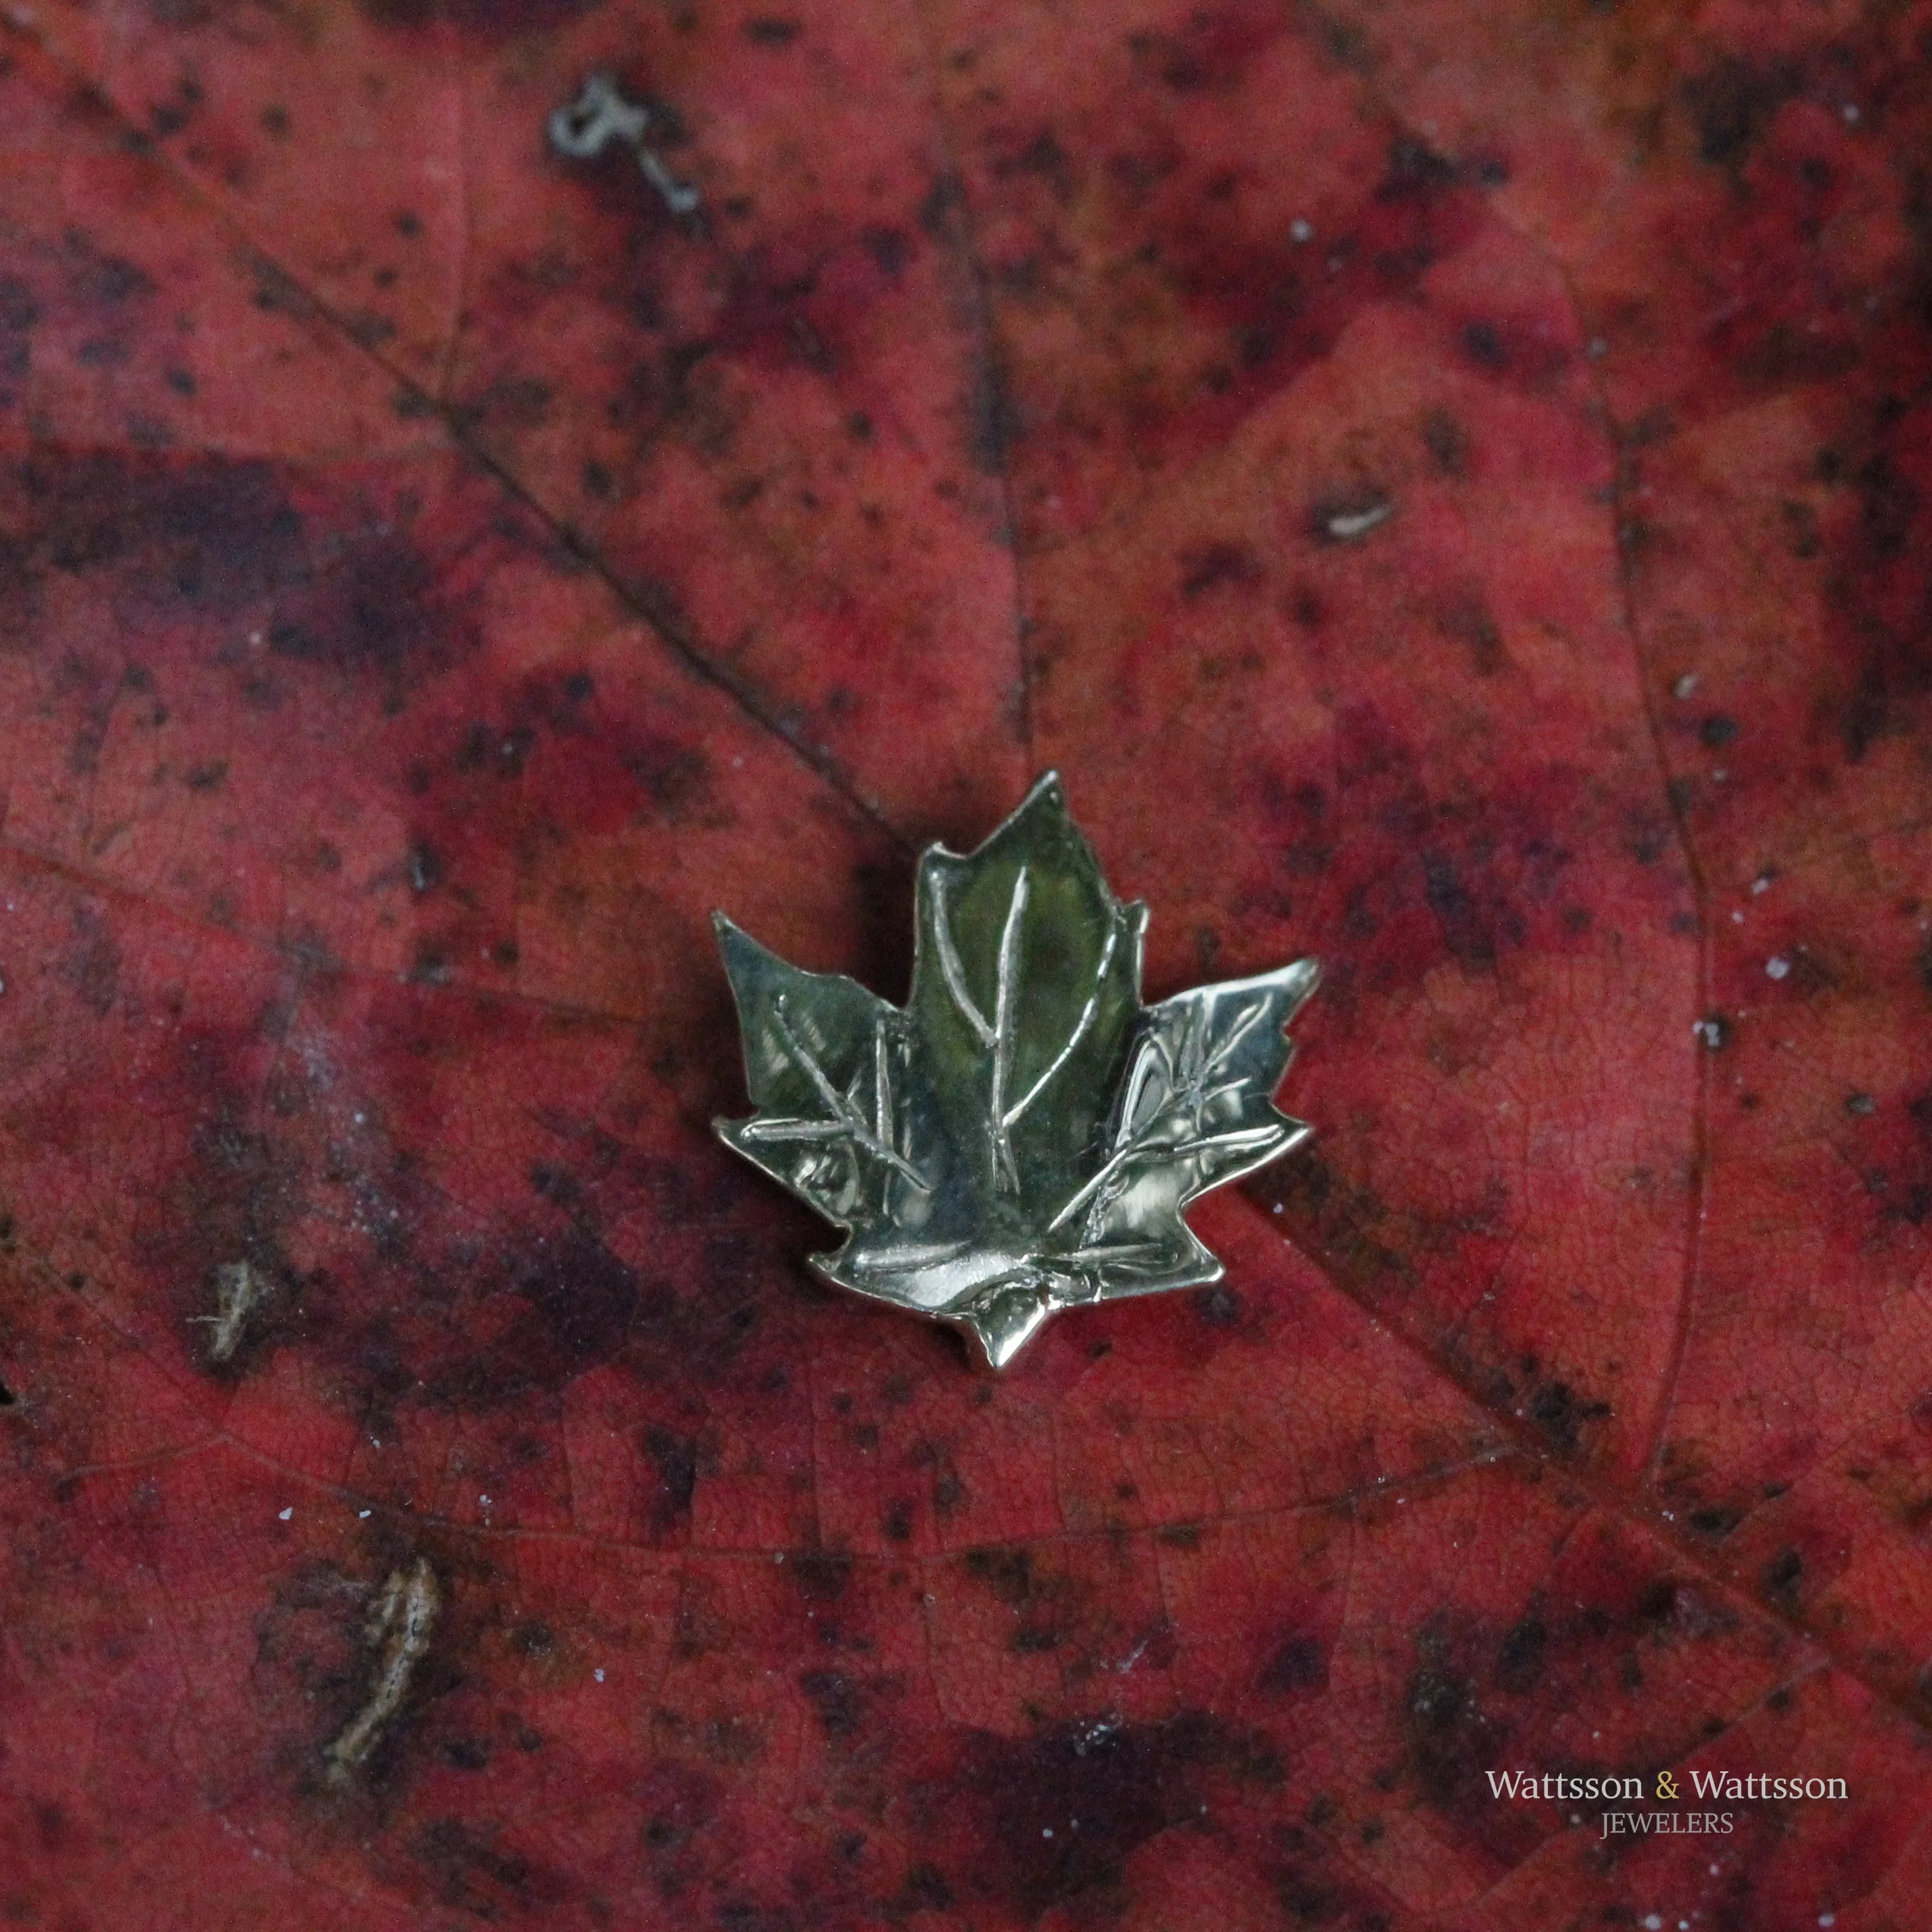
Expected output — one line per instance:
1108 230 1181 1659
3 1 1931 1927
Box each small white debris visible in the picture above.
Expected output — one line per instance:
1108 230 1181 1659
479 1494 492 1507
1712 767 1729 783
1694 1018 1725 1047
1841 102 1859 122
1644 1917 1663 1931
358 1509 372 1519
1290 218 1313 242
549 72 700 216
1324 500 1391 541
1587 336 1608 358
1271 1201 1283 1213
1674 673 1699 699
594 1667 606 1682
1752 873 1773 894
1041 1828 1054 1839
1820 1917 1836 1928
1766 956 1790 980
1731 910 1745 923
278 1506 294 1522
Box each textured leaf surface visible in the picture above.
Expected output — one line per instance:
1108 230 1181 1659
2 1 1931 1929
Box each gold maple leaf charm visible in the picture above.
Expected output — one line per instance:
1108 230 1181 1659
714 774 1319 1369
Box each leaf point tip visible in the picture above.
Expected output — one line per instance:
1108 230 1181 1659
1018 768 1068 819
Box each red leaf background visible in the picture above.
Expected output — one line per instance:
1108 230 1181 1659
3 0 1931 1926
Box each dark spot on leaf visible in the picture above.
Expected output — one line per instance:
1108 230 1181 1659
798 1669 865 1739
1682 56 1801 166
643 1427 698 1535
861 226 911 277
1762 1546 1804 1606
995 130 1076 204
1258 1634 1324 1695
408 1817 566 1918
1524 1380 1610 1454
1494 1613 1546 1693
895 1863 953 1912
967 355 1020 475
18 452 302 613
963 1545 1034 1605
618 735 712 819
1461 321 1508 371
1421 851 1494 973
788 1549 854 1604
917 174 963 237
1379 136 1457 199
1127 8 1286 93
64 908 121 1018
1178 541 1262 599
1436 591 1505 675
1688 1505 1743 1539
513 1621 555 1658
1422 408 1470 476
946 1712 1231 1914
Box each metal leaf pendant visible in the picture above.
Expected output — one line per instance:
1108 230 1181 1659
714 773 1319 1370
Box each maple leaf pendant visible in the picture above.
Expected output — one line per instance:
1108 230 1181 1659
714 774 1319 1369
